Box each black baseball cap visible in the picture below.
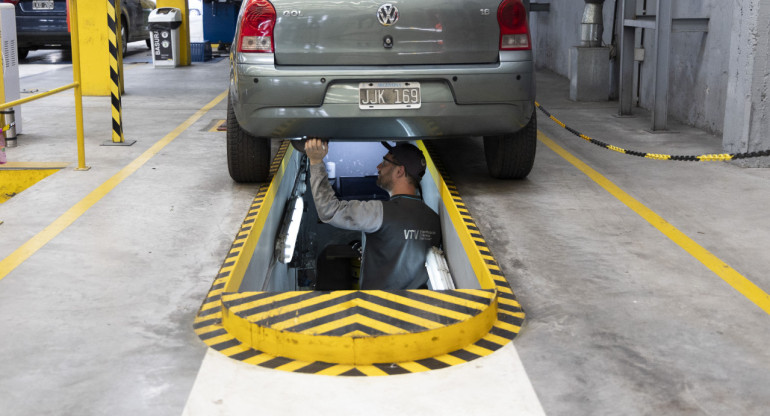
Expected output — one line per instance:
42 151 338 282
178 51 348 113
381 141 427 180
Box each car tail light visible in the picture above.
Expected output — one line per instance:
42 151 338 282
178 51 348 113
237 0 277 53
3 0 20 4
497 0 531 51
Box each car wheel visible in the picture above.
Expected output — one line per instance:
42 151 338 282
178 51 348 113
227 96 271 182
121 20 128 56
146 38 151 49
483 109 537 179
17 48 29 60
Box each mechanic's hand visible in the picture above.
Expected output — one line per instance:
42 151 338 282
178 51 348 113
305 138 328 165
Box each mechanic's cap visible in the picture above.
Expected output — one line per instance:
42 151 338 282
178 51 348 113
381 141 427 181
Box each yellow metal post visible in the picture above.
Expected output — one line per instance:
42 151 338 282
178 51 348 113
106 0 131 144
69 0 90 170
157 0 191 66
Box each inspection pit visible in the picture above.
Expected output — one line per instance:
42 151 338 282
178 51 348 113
194 141 524 376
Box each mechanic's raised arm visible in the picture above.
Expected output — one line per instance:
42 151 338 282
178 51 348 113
306 139 383 233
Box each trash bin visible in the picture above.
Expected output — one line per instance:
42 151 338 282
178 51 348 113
148 8 182 68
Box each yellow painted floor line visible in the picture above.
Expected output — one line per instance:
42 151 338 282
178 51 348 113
0 90 228 282
538 131 770 315
208 119 225 132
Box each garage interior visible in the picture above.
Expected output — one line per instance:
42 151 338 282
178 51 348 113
1 1 769 415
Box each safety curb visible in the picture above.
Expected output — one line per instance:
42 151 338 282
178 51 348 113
193 140 524 376
221 289 498 365
536 101 770 161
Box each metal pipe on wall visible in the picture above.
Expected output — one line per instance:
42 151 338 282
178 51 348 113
581 0 606 47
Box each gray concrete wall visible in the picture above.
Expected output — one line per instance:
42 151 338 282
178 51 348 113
722 0 770 163
530 0 730 135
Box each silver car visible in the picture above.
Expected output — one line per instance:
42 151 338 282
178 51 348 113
228 0 536 182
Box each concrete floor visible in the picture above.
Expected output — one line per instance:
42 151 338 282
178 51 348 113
1 45 769 415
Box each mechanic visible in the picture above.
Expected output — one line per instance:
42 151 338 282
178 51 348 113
305 138 441 290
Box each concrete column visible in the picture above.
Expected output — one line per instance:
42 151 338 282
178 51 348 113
723 0 770 166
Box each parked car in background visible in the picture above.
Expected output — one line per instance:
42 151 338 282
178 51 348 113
227 0 536 182
188 0 203 42
8 0 156 59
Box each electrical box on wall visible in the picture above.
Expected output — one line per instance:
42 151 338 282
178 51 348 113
0 4 21 134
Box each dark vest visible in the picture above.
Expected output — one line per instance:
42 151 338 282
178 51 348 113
360 195 441 290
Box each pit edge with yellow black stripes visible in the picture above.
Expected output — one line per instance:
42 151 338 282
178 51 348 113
193 140 525 376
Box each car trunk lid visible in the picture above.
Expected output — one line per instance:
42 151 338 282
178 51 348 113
271 0 504 66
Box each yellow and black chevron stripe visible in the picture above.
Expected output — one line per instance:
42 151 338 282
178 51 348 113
535 101 770 161
194 140 525 375
107 0 124 143
221 288 498 364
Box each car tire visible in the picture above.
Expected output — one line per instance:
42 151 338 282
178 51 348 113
146 39 151 49
17 48 29 60
227 96 271 183
483 109 537 179
121 20 128 56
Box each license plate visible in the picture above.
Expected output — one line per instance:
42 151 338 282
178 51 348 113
359 82 421 110
32 0 54 10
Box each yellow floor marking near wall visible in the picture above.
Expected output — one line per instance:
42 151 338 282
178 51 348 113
0 91 228 282
0 163 68 203
538 132 770 315
1 169 59 203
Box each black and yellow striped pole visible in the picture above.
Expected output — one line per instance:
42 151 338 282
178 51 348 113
105 0 135 146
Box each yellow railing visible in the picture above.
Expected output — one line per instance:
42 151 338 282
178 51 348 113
0 0 88 170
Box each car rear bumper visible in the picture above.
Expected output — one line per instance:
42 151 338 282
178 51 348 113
231 54 535 139
16 33 71 49
15 15 70 49
234 102 534 139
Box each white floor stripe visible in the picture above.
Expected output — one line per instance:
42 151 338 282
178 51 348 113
182 343 545 416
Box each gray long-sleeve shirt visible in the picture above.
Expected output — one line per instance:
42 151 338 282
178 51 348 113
309 163 441 289
309 163 383 233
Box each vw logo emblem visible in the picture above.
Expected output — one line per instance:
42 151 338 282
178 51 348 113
377 4 399 26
